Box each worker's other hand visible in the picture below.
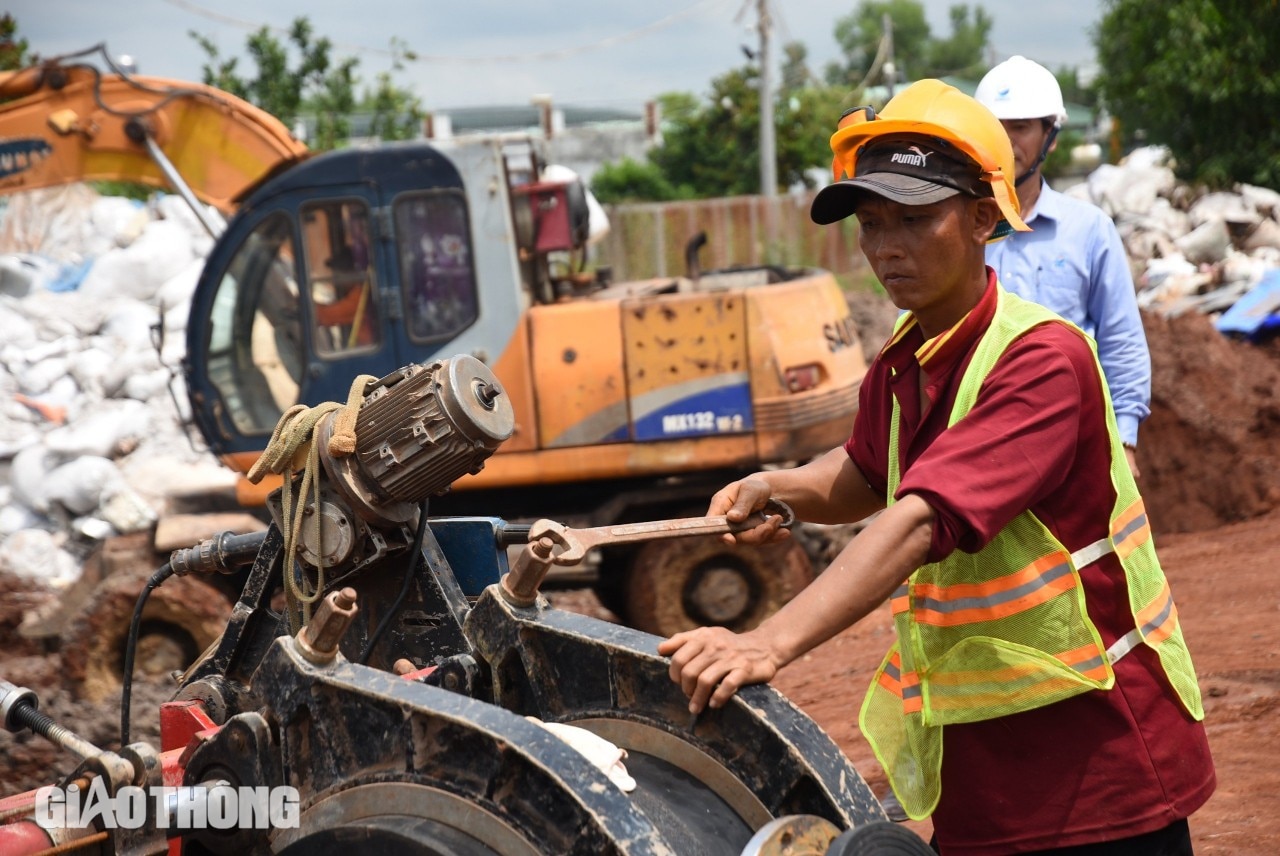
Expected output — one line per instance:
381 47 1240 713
1124 445 1141 480
707 477 788 545
657 626 779 714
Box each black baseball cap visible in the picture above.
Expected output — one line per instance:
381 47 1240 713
810 134 990 225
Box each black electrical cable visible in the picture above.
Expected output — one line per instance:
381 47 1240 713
358 499 430 665
120 562 175 746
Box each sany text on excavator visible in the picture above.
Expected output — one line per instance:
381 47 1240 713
0 46 865 651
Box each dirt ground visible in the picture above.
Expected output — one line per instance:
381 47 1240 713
1 302 1278 854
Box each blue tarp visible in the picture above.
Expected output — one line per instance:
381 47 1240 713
1216 268 1280 340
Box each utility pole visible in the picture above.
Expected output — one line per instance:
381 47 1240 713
882 12 896 99
758 0 777 201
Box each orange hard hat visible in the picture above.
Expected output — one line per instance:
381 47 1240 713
828 79 1029 238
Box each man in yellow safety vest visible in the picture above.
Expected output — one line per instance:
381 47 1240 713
659 80 1214 855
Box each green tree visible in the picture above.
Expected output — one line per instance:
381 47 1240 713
1095 0 1280 188
928 5 993 78
826 1 994 89
650 71 762 197
189 18 376 150
0 14 30 70
827 0 930 86
780 41 813 94
591 157 686 203
1054 65 1097 112
597 45 855 202
362 39 424 142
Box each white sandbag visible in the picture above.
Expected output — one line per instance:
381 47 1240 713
40 376 84 424
100 350 162 399
1084 164 1126 216
66 346 115 398
156 257 204 312
41 455 128 515
8 444 56 509
15 334 77 366
0 528 81 588
100 298 160 350
1238 184 1280 218
44 399 151 459
121 367 171 403
79 220 196 303
0 502 45 537
154 194 225 242
15 355 70 396
0 303 38 350
1218 251 1272 288
15 290 107 337
1187 192 1260 229
1241 218 1280 253
0 421 41 459
1174 219 1232 265
1105 166 1178 218
1140 198 1192 241
1119 145 1174 170
1140 254 1197 290
88 195 148 252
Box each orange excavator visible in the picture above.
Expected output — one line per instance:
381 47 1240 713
0 46 866 649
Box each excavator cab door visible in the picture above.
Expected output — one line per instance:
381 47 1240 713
186 145 490 462
186 184 406 457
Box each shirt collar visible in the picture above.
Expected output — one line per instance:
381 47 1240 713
880 268 1000 375
1023 178 1064 225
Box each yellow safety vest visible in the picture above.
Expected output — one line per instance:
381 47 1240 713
859 287 1204 820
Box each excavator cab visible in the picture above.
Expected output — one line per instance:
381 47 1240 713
185 142 492 465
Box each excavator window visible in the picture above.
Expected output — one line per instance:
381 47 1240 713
395 190 479 343
301 199 382 356
205 212 304 434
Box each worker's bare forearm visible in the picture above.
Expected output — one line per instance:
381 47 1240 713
754 494 935 668
753 448 884 525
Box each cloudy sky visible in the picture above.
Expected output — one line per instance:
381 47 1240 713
13 0 1104 112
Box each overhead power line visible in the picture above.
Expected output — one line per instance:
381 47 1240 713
162 0 734 64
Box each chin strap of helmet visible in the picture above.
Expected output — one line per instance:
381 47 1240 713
1016 120 1062 186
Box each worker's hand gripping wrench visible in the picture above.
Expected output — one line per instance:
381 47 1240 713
499 499 795 607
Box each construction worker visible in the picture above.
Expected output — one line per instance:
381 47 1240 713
659 80 1214 855
976 56 1150 477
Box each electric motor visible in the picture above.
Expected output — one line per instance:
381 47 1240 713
321 355 514 525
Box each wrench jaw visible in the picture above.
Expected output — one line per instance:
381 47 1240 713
499 519 581 607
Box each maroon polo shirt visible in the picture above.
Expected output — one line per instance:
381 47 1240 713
844 271 1215 854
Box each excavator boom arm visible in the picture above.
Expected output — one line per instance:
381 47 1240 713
0 47 309 212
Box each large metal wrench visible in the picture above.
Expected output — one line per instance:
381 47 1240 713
500 499 795 607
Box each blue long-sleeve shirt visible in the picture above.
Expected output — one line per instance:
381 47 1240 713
985 181 1150 445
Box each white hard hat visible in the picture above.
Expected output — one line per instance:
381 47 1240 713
975 56 1068 127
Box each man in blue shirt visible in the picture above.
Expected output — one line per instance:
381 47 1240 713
976 56 1149 475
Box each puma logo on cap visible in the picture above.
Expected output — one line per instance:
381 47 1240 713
889 146 931 167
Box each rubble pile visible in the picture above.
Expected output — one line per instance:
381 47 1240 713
1067 146 1280 329
0 187 234 586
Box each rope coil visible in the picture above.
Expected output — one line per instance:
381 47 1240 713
247 375 376 629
